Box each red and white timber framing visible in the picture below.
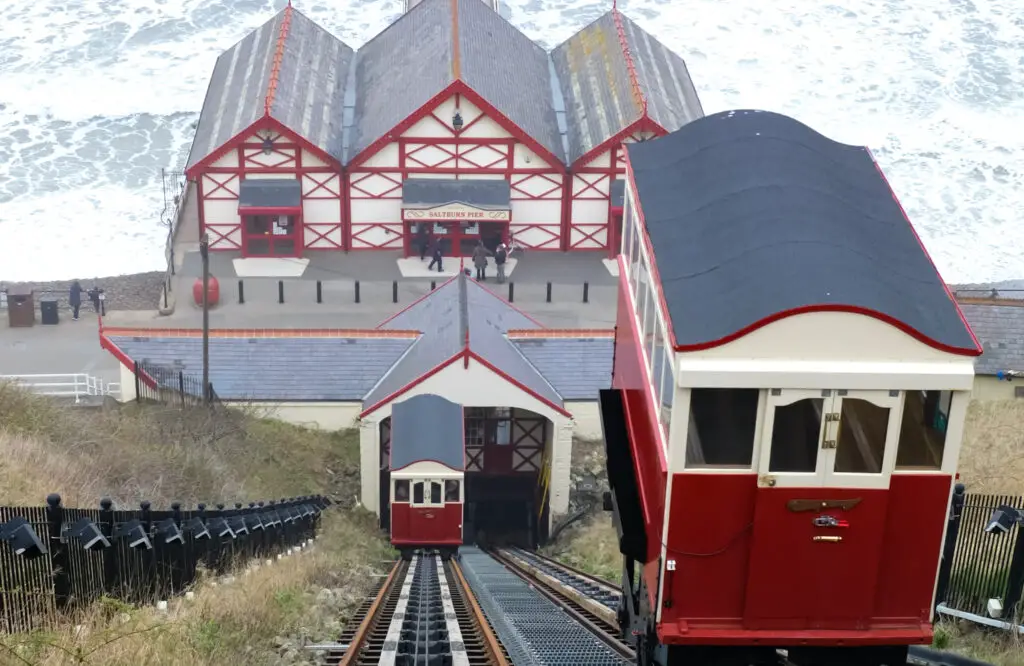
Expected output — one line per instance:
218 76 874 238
566 119 663 256
184 115 345 252
346 82 566 251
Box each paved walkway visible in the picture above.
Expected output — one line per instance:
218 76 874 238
0 312 120 384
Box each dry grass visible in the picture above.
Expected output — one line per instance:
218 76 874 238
0 512 393 666
0 383 361 508
543 514 619 582
958 399 1024 495
933 621 1024 666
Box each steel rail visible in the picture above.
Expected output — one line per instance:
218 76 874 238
450 559 511 666
509 547 621 597
334 559 406 666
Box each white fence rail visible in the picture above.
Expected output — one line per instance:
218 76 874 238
0 374 121 402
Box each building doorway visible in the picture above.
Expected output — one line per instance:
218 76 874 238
241 213 302 257
405 221 508 258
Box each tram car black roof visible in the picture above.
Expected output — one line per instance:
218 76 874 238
390 394 465 472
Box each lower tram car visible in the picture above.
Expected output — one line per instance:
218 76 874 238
601 110 982 666
388 394 465 559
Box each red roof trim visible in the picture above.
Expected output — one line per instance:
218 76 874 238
466 351 571 417
573 109 666 169
359 350 466 418
612 7 646 116
672 304 984 355
865 148 983 355
99 332 157 389
264 4 294 116
506 328 614 338
376 274 460 328
101 326 420 339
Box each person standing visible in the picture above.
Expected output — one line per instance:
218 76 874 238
69 280 83 321
428 239 444 273
417 225 429 261
472 241 490 281
494 243 508 284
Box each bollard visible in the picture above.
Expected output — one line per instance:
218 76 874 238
508 282 514 302
583 281 589 303
316 280 322 304
431 280 436 291
355 281 360 303
238 279 245 304
546 281 552 303
278 280 284 304
392 281 398 304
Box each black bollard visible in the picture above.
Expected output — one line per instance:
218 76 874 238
392 281 398 304
508 282 514 302
238 279 245 304
355 281 360 303
583 281 589 303
316 280 322 304
431 281 436 291
546 281 552 303
278 280 284 304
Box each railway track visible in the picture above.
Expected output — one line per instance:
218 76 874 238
330 553 507 665
505 547 621 611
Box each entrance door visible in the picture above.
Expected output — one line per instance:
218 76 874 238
409 479 444 542
242 213 301 257
744 388 901 629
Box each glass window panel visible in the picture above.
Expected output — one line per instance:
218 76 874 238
394 480 410 502
622 195 634 258
895 390 947 470
632 246 647 310
444 480 460 502
430 481 442 504
412 481 425 505
659 329 674 439
643 284 657 364
769 398 824 473
686 389 759 468
650 330 665 417
834 398 889 474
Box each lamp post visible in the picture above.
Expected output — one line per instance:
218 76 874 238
200 233 210 404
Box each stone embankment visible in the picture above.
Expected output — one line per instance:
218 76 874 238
0 271 164 311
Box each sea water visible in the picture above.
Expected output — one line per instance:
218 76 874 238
0 0 1020 282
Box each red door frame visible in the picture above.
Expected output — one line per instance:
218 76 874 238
239 207 304 258
402 220 510 258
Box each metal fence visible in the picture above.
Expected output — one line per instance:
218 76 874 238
0 374 120 402
0 494 329 632
936 486 1024 622
133 360 217 407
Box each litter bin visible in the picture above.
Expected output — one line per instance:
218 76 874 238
40 299 59 325
7 287 35 328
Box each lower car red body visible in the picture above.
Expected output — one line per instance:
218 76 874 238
390 503 463 551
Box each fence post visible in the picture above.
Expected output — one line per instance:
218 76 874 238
178 371 185 408
392 281 398 304
238 279 244 304
278 280 284 304
546 282 552 303
355 281 360 303
133 361 141 403
99 498 119 596
1002 514 1024 621
46 494 71 610
140 500 155 600
583 281 589 303
170 501 184 595
508 282 514 303
316 281 322 304
934 483 966 612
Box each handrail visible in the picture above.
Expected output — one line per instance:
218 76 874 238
0 374 121 401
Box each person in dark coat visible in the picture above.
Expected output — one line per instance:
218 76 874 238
417 226 429 261
494 243 508 284
428 238 443 272
69 280 83 320
472 241 490 281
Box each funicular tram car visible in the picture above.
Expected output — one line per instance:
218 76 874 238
600 110 982 666
388 394 465 560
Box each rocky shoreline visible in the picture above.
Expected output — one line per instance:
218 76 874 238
0 271 165 312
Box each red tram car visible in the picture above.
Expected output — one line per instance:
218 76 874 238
388 394 465 559
600 110 982 666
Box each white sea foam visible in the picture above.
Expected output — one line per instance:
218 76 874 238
0 0 1020 281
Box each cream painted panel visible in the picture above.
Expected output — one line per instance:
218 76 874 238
243 172 294 180
211 152 239 169
581 149 612 169
971 375 1017 400
403 114 452 138
512 144 551 169
241 402 362 430
350 224 403 249
566 401 603 440
302 150 330 168
360 143 401 168
302 198 341 224
571 199 609 225
511 199 561 224
349 198 402 222
203 199 239 225
304 224 342 248
118 364 137 402
570 224 607 249
360 420 380 512
392 461 463 477
512 173 562 199
681 311 973 364
349 172 402 198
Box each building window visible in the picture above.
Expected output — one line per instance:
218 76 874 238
465 407 511 446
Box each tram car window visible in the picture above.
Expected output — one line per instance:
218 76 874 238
602 111 982 666
387 395 465 561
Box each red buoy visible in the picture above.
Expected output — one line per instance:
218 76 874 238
192 275 220 307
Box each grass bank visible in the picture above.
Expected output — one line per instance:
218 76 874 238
0 383 391 665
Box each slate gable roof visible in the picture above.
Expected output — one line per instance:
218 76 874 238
958 303 1024 375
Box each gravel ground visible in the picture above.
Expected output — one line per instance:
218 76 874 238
0 271 165 311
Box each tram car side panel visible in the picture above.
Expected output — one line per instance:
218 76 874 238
388 394 466 552
609 273 669 600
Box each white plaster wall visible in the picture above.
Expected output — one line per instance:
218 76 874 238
566 401 603 440
972 375 1018 401
360 357 572 518
118 363 137 402
210 152 238 169
302 150 330 168
244 402 361 430
361 144 400 168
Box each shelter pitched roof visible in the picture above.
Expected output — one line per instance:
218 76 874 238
957 303 1024 375
103 329 416 400
363 272 563 411
350 0 563 163
628 109 981 355
509 333 614 399
390 394 465 471
185 7 354 170
551 10 703 165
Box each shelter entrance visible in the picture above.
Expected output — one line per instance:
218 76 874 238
462 407 548 548
401 177 511 258
238 179 303 258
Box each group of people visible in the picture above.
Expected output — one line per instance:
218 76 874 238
418 233 510 283
68 280 106 320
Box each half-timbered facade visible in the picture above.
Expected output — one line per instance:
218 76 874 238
182 0 703 258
